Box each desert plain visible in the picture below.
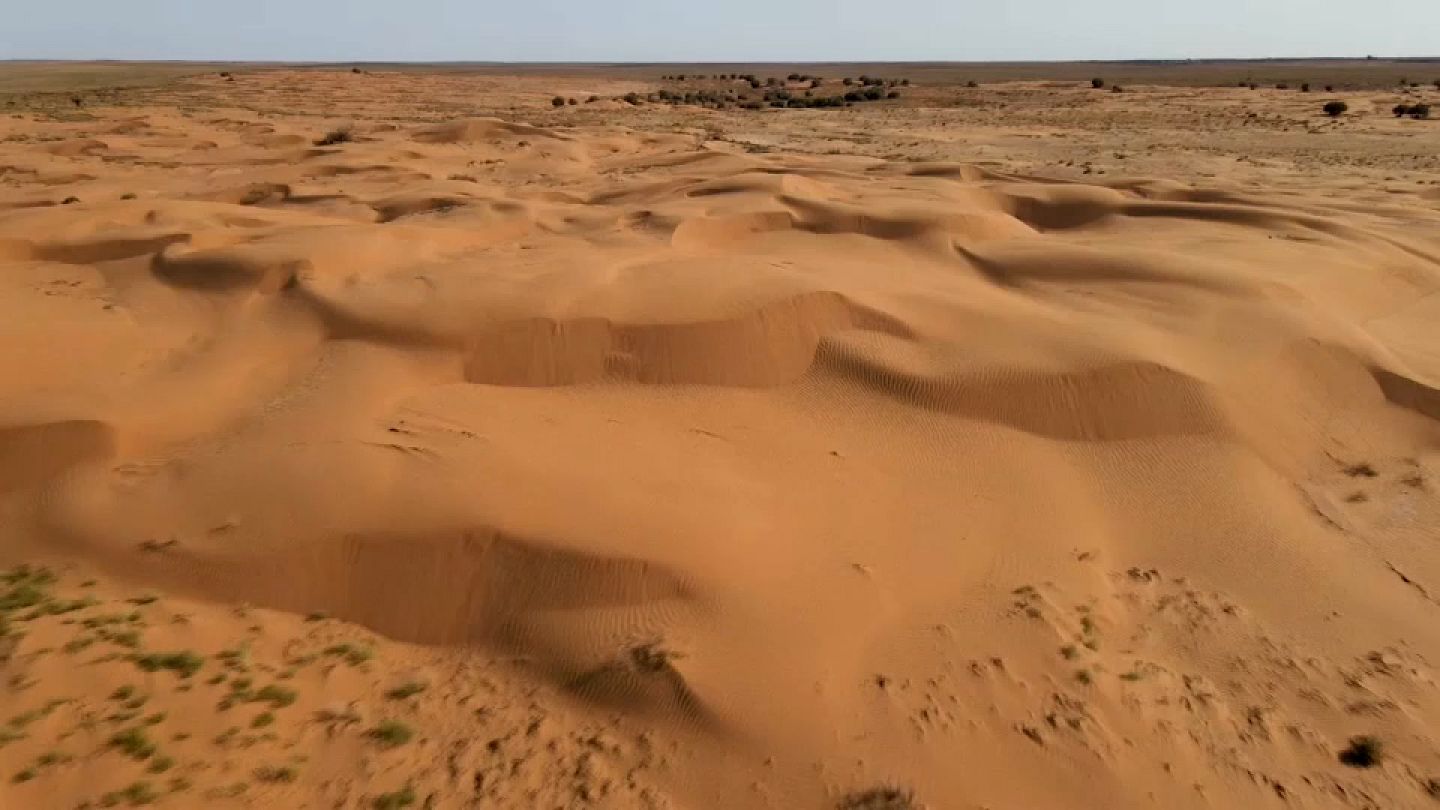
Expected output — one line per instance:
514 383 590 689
2 60 1440 809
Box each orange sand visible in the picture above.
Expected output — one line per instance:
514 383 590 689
2 69 1440 809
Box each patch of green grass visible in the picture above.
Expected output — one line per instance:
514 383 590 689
100 780 160 807
1059 645 1079 660
133 650 204 678
111 685 136 701
385 681 426 700
108 727 157 760
372 784 416 809
323 643 374 666
143 712 166 726
36 751 72 767
251 712 274 729
64 635 97 654
367 720 413 748
255 764 297 783
217 646 250 671
1074 669 1093 686
82 614 128 629
253 684 297 708
0 583 49 612
12 768 36 783
146 755 173 774
127 594 159 606
101 628 142 649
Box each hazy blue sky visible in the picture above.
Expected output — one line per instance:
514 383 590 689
5 0 1439 62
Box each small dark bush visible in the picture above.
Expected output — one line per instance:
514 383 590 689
567 98 577 105
1324 85 1334 92
842 78 854 86
1411 104 1432 120
551 96 565 107
1112 85 1124 93
586 95 598 103
1300 83 1311 92
1394 104 1413 117
314 127 354 147
966 80 978 88
1091 78 1105 89
1248 83 1258 90
351 67 363 74
1276 83 1289 90
1322 100 1348 117
837 786 919 809
1339 736 1383 768
886 90 901 99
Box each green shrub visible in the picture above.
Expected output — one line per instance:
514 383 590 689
372 785 416 809
108 727 157 760
133 651 203 678
367 720 413 748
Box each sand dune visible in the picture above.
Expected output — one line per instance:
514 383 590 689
3 70 1440 809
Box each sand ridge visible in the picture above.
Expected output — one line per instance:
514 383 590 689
2 69 1440 808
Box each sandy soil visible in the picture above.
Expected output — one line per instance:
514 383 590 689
3 68 1440 809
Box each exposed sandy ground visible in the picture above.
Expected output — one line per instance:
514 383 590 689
3 68 1440 809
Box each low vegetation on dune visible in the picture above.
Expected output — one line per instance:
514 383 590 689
608 73 908 111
